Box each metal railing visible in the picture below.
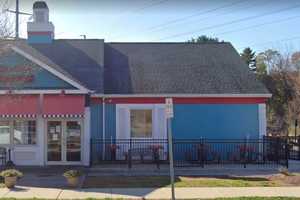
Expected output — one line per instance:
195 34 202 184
90 137 289 168
275 136 300 161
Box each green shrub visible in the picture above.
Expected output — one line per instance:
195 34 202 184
0 169 23 178
63 170 82 178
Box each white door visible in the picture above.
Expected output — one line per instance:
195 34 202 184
46 120 83 165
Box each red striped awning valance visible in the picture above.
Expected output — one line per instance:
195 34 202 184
42 114 84 118
0 94 85 119
42 94 85 117
0 95 39 118
0 114 36 118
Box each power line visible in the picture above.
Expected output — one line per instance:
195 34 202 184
155 4 300 41
240 35 300 50
108 0 169 38
214 15 300 37
146 0 267 34
112 0 250 40
133 0 169 13
145 0 248 31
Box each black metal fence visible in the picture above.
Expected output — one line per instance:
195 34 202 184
284 136 300 160
90 137 289 168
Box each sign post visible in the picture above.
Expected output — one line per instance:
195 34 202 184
165 98 175 200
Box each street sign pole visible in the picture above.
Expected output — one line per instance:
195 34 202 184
167 118 175 200
166 98 175 200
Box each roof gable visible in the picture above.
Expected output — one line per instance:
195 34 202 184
0 50 75 90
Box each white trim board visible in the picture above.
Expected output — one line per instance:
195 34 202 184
258 103 267 138
10 45 91 93
92 93 272 98
0 89 88 94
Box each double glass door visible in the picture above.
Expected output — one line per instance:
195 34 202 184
47 120 82 164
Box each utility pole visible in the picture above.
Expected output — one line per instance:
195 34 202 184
16 0 19 38
4 0 32 39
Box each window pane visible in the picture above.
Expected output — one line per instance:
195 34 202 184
66 121 81 161
0 121 10 145
130 109 152 138
13 120 36 145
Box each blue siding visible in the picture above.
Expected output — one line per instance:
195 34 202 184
27 35 53 44
90 103 116 140
90 104 103 139
0 52 74 89
172 104 259 139
90 103 259 140
105 104 116 141
89 103 260 163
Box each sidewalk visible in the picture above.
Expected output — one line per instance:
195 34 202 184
1 186 300 199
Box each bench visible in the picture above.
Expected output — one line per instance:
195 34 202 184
126 147 161 169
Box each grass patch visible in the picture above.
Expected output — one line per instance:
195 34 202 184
215 198 300 200
83 176 284 188
0 198 298 200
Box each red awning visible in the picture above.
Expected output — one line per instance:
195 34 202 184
42 94 85 118
0 95 39 118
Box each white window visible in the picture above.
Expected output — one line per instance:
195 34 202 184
116 104 167 140
13 120 36 145
0 121 10 145
130 109 152 138
0 120 36 146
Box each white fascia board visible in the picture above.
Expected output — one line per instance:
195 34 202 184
10 45 91 93
91 93 272 98
0 89 88 94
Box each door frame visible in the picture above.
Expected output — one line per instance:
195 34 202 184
45 118 84 165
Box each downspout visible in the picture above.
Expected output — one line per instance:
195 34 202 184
102 97 105 160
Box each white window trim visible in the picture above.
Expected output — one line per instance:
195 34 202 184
0 118 38 147
258 103 267 138
116 104 167 140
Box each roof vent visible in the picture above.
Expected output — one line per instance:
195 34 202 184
27 1 54 44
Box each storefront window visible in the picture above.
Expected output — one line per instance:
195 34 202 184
130 109 152 138
0 121 10 145
13 120 36 145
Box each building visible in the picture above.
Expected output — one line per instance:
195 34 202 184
0 1 270 166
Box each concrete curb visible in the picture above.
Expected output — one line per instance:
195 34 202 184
1 186 300 199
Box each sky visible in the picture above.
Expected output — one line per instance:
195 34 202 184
3 0 300 53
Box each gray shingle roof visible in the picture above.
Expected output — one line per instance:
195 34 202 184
13 39 104 92
104 42 269 94
1 40 269 95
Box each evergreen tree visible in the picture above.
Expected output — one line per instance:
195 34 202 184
241 47 256 70
187 35 220 43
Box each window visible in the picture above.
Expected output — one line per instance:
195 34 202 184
13 120 36 145
130 109 152 138
0 120 36 145
0 121 10 145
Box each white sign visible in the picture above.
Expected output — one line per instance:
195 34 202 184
165 98 174 118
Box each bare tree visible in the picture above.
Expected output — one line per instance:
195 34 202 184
0 0 14 39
